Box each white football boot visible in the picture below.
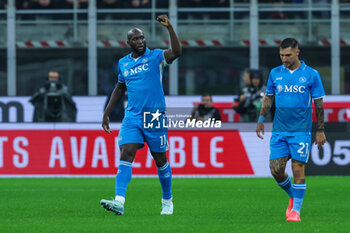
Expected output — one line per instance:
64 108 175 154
161 198 173 215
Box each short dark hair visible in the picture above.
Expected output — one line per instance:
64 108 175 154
201 93 212 101
280 38 299 49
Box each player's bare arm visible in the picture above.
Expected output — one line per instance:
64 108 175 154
157 15 182 64
314 98 327 148
102 82 127 133
269 157 289 182
256 94 274 139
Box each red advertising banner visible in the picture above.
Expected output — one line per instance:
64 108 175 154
0 130 254 176
312 102 350 122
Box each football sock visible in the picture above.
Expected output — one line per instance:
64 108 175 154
291 183 306 214
157 161 172 200
115 160 132 199
277 176 294 198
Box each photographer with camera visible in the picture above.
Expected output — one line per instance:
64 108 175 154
190 94 221 122
233 69 266 122
30 70 77 122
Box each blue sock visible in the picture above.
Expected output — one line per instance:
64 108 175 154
115 161 132 198
157 162 172 200
292 183 306 214
277 176 294 198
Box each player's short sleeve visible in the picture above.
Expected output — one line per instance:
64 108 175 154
117 62 125 83
154 49 168 65
310 71 325 99
265 72 275 95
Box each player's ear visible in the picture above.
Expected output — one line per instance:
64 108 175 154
296 49 300 56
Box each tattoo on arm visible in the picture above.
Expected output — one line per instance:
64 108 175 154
314 98 324 130
260 95 274 116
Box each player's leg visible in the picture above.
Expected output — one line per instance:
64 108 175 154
101 118 144 215
269 134 294 218
144 123 173 215
114 143 139 203
286 160 305 222
290 160 306 215
270 157 294 218
151 151 172 199
270 134 294 196
286 134 310 222
100 143 138 215
151 150 173 215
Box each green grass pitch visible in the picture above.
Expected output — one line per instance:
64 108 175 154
0 177 349 233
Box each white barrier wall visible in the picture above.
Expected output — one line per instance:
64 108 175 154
1 95 350 123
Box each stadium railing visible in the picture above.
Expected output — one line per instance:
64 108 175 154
3 2 350 47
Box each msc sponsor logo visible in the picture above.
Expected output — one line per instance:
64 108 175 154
0 101 24 122
277 85 306 93
124 63 149 77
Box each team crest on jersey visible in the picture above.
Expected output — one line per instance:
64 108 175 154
299 76 306 83
142 58 148 63
277 84 283 93
123 70 129 77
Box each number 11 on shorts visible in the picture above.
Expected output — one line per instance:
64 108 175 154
160 134 166 147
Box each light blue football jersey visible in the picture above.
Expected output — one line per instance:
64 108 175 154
117 48 168 118
266 61 325 134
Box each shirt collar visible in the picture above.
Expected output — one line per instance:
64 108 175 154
299 60 306 70
282 60 306 72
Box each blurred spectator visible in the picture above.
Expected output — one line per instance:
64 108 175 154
179 0 231 20
25 0 56 20
56 0 88 9
28 0 53 9
29 71 77 122
179 0 209 20
0 0 6 9
0 0 28 9
127 0 151 8
290 0 306 19
98 0 126 20
54 0 88 19
17 0 30 9
313 0 330 18
233 69 266 122
208 0 229 19
28 0 55 10
270 0 287 19
156 0 168 8
126 0 151 19
190 94 222 122
233 68 253 119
